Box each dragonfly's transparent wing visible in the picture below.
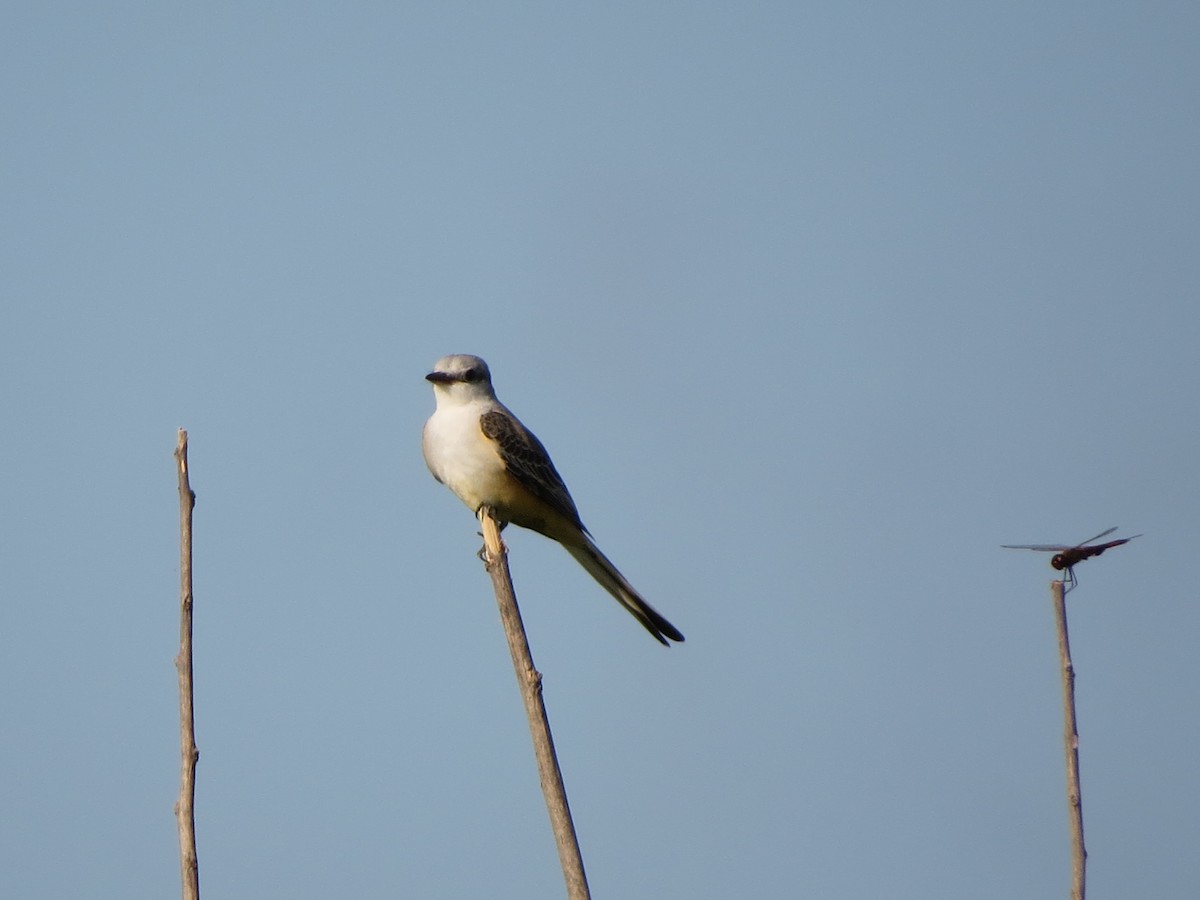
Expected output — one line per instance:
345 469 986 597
1073 526 1118 549
1002 527 1120 553
1001 543 1070 552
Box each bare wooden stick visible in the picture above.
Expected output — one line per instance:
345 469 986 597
1052 579 1086 900
174 430 200 900
477 508 591 900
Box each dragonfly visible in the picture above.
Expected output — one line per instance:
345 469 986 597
1002 527 1141 591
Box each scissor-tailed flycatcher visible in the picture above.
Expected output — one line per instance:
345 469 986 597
422 354 684 646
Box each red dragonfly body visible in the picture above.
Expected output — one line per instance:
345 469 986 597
1002 527 1141 590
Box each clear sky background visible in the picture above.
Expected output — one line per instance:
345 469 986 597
2 4 1197 898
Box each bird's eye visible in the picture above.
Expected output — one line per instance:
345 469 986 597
463 367 480 382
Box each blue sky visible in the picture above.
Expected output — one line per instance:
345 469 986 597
2 3 1197 898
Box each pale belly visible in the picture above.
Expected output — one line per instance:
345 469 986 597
422 408 509 512
422 406 571 539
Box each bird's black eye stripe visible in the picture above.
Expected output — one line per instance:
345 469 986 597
462 367 480 382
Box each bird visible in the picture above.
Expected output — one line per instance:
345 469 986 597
421 354 684 646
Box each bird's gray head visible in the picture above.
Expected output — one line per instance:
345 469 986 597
425 354 495 401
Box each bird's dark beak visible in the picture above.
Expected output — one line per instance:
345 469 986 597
426 371 455 384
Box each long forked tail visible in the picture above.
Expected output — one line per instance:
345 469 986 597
563 536 684 646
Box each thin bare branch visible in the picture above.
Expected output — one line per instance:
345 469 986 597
1052 579 1086 900
174 430 200 900
477 508 590 900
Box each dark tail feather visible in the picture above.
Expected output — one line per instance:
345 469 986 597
564 538 684 646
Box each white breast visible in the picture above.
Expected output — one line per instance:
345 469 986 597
422 403 507 512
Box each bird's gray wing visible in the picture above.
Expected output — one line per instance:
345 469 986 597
480 408 585 531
